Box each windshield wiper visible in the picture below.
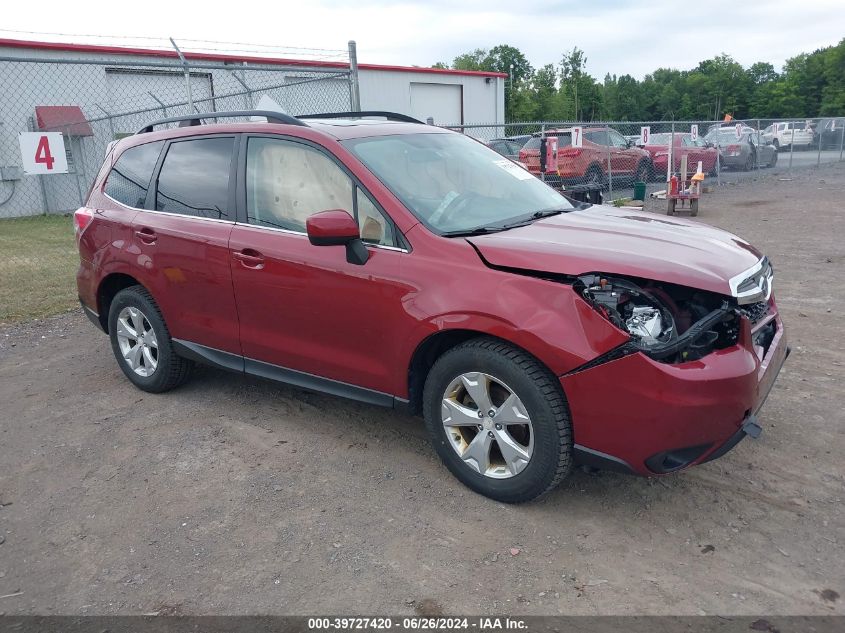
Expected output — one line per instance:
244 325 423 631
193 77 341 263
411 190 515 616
440 226 508 238
500 206 570 229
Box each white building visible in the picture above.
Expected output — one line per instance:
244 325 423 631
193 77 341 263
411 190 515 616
0 38 505 216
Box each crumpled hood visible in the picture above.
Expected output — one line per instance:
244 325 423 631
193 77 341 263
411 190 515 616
468 205 763 296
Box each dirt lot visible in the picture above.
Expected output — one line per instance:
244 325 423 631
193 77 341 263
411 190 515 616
1 164 843 616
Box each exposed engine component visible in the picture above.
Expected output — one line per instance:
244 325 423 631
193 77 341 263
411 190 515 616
576 274 677 349
626 307 666 345
576 274 740 363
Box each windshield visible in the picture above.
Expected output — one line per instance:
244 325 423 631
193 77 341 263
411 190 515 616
343 132 572 235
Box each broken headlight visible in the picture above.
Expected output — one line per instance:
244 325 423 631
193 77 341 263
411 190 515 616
576 274 740 363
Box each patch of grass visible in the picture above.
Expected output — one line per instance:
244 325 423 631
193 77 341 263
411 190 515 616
0 214 78 324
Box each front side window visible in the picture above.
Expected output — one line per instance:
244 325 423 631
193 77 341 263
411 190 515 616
246 137 398 247
155 137 234 219
343 132 571 235
104 140 163 208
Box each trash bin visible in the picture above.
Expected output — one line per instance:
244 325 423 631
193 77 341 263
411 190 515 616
633 181 646 201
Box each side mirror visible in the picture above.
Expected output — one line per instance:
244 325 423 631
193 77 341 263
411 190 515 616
306 209 368 265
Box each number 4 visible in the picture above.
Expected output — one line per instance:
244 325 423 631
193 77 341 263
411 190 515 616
35 135 55 170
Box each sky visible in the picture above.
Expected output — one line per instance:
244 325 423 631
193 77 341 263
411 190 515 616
2 0 843 79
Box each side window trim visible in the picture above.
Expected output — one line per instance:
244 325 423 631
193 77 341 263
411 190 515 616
145 133 239 221
236 133 409 251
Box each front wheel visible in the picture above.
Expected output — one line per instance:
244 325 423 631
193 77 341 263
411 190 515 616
768 150 778 167
635 160 652 184
108 286 193 393
423 338 572 503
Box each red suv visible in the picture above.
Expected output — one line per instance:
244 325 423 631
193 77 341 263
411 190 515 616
75 110 788 503
519 126 653 187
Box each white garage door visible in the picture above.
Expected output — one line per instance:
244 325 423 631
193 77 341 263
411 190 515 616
410 83 462 125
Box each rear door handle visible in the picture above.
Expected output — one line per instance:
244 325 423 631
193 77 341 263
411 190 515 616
134 228 157 244
233 249 265 269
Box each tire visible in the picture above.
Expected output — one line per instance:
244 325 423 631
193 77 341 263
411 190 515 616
768 150 778 168
743 153 755 171
690 198 699 217
108 285 193 393
635 160 651 184
584 164 604 188
422 338 572 503
773 138 780 151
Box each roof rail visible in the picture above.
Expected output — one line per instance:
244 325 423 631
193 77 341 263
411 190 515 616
298 111 425 124
135 110 306 134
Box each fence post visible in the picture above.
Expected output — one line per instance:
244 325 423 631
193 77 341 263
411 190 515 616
669 121 675 185
170 38 194 113
816 118 822 166
840 119 845 162
540 124 545 183
348 40 361 111
756 119 762 172
788 121 795 174
606 128 613 200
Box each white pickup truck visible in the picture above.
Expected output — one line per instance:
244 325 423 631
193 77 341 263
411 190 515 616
761 121 814 150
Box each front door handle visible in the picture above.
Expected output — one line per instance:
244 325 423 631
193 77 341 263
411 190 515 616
233 249 265 269
134 228 157 244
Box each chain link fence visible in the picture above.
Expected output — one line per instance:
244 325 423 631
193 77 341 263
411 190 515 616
447 118 845 202
0 52 356 322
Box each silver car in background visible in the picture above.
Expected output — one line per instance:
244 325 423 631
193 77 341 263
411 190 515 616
704 128 778 170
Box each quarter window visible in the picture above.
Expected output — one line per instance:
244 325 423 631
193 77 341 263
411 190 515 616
155 137 234 219
104 140 163 208
245 137 398 247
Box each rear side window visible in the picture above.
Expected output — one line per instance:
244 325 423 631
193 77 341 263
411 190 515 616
155 137 234 219
104 141 163 208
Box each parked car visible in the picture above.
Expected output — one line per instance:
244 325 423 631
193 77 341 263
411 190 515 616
704 128 778 170
761 121 814 151
518 127 653 187
816 118 845 150
642 133 719 177
487 136 529 161
75 110 787 503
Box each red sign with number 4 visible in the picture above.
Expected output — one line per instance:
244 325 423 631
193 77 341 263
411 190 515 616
19 132 68 175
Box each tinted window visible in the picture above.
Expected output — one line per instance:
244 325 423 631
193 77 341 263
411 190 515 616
104 141 163 208
246 137 398 247
155 137 234 219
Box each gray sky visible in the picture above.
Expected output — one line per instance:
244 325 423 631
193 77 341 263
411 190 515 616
2 0 843 79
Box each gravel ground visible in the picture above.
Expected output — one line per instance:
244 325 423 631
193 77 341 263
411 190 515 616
0 163 843 616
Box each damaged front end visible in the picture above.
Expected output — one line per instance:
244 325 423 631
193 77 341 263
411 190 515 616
572 274 744 368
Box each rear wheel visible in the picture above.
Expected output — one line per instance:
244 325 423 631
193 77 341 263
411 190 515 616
584 164 603 188
108 286 193 393
423 338 572 503
768 150 778 167
744 153 755 171
773 138 780 151
635 160 651 184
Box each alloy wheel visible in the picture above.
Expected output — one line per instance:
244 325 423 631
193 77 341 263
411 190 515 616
115 306 159 377
440 372 534 479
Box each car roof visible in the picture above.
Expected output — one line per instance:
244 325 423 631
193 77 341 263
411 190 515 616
115 117 451 153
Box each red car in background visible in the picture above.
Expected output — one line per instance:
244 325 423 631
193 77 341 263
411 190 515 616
642 133 718 178
519 127 653 187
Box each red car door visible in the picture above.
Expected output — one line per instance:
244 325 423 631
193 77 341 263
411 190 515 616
131 135 241 355
228 135 409 397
